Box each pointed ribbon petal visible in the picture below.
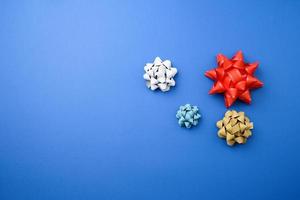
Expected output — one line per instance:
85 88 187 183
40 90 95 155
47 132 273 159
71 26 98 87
239 90 251 104
209 81 225 94
232 50 243 61
205 69 217 80
245 62 259 75
246 75 263 88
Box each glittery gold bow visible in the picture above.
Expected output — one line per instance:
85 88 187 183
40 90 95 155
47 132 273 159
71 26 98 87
216 110 253 146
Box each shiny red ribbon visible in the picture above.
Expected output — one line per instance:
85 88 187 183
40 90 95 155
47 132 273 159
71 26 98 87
205 51 263 107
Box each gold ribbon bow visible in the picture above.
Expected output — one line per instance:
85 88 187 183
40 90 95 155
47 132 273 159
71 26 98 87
216 110 253 146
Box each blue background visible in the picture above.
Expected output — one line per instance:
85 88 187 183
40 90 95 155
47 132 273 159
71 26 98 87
1 0 300 199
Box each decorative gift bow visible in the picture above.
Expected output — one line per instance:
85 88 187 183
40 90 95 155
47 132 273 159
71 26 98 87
205 51 263 107
143 57 177 92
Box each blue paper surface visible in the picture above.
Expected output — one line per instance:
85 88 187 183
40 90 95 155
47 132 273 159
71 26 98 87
0 0 300 199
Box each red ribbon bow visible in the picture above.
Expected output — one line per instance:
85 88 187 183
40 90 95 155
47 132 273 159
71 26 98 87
205 51 263 107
